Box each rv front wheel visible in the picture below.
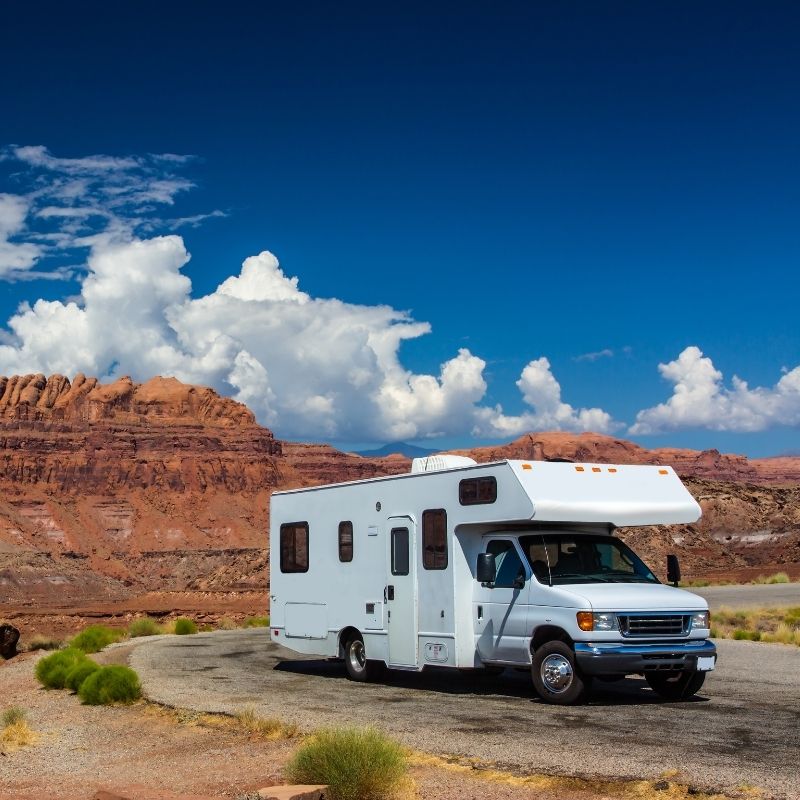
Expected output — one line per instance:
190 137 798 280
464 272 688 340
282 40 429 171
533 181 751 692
344 633 383 682
531 641 591 705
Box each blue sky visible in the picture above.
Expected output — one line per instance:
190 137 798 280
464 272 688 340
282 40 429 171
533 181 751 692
1 1 799 455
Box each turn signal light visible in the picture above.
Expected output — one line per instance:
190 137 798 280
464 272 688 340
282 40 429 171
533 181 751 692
576 611 593 631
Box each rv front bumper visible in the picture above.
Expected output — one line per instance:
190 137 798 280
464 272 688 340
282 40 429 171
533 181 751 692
574 640 717 676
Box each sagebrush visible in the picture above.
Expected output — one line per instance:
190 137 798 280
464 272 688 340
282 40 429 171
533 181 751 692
65 658 101 692
35 648 87 689
287 726 408 800
70 625 124 654
128 617 162 638
173 617 198 635
78 665 142 705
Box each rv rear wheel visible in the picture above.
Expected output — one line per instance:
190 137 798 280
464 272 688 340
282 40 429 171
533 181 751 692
531 641 592 705
343 633 383 682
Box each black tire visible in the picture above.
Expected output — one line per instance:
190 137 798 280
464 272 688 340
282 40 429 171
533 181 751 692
343 633 382 682
531 641 592 705
645 670 706 701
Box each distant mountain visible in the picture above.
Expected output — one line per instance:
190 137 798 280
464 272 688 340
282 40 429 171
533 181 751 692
354 441 438 458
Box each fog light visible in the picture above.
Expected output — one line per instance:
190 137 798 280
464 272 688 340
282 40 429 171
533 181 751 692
576 611 593 631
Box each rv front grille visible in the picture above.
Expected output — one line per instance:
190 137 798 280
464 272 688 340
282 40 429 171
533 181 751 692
618 614 689 637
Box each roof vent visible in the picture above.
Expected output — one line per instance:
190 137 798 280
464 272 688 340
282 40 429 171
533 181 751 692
411 455 477 473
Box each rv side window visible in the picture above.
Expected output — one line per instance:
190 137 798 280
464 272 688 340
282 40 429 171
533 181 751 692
391 527 410 575
422 509 447 570
338 520 353 562
459 476 497 505
280 522 309 573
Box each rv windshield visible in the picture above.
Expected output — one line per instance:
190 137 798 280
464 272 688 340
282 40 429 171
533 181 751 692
519 533 659 585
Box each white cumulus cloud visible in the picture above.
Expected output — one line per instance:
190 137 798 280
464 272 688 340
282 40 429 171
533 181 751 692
630 346 800 434
0 234 617 441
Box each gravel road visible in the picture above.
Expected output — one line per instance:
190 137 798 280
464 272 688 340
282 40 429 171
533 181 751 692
131 630 800 798
693 582 800 609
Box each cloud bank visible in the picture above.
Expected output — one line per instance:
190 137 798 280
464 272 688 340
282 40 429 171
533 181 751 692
0 235 618 440
631 346 800 434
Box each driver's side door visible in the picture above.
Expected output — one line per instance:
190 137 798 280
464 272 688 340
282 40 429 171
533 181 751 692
473 538 531 664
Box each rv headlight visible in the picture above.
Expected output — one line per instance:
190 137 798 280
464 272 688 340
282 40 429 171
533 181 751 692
576 612 618 632
691 611 710 630
592 612 618 631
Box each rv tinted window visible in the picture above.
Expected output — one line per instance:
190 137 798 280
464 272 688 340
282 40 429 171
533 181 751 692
422 509 447 570
338 520 353 562
391 527 410 575
459 476 497 505
280 522 309 573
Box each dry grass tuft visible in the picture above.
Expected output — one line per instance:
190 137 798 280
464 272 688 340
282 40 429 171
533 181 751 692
1 717 38 751
711 606 800 646
24 634 63 652
236 707 300 739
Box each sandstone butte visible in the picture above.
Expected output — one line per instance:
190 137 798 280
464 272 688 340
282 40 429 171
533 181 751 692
0 373 798 636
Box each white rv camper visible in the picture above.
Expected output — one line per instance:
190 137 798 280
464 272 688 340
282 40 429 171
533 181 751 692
269 456 716 704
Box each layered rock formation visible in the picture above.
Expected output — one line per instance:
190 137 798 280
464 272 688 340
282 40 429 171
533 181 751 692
0 375 798 635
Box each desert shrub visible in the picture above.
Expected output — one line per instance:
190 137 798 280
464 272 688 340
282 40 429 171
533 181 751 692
752 572 790 584
784 607 800 627
732 629 761 641
128 617 161 638
64 658 100 692
173 617 198 635
236 707 298 739
199 624 214 632
243 615 270 628
287 726 407 800
35 648 87 689
1 718 37 749
217 617 237 630
70 625 124 654
25 634 63 652
78 665 141 705
2 707 26 727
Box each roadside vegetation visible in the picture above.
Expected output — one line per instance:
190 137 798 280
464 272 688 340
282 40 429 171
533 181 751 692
173 617 198 635
286 726 409 800
683 571 794 588
236 707 299 739
1 707 37 751
78 665 142 705
70 625 125 653
711 606 800 645
243 615 270 627
128 616 162 637
35 647 90 689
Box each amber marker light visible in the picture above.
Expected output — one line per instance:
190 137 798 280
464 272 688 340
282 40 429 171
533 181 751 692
575 466 585 472
576 611 593 631
522 463 532 470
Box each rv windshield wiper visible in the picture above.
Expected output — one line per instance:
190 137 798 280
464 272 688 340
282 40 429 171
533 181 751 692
551 573 610 583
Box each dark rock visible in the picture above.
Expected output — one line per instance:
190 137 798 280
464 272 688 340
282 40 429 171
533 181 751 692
653 781 670 791
0 623 20 659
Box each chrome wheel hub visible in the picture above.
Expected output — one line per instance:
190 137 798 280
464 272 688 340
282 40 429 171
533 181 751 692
541 654 574 693
349 640 366 672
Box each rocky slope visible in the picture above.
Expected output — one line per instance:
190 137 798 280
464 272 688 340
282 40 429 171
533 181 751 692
0 376 798 635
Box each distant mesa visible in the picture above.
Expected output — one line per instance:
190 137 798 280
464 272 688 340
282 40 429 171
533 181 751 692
354 441 438 459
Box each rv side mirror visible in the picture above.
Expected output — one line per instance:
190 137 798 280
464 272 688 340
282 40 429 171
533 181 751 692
667 554 681 587
477 552 497 585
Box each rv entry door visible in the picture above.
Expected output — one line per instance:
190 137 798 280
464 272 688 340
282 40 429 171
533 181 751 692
386 516 418 667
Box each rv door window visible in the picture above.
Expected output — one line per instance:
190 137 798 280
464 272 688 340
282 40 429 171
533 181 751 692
338 520 353 562
486 540 526 588
280 522 309 573
391 527 410 575
422 509 448 570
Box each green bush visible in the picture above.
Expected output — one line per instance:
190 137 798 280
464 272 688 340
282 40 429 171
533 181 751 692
78 665 141 705
2 707 26 727
732 629 761 641
128 617 161 638
753 572 791 585
173 618 198 635
286 727 407 800
64 658 100 692
243 615 270 628
70 625 124 654
35 648 87 689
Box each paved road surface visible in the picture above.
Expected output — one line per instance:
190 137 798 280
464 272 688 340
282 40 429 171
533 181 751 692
693 582 800 609
131 631 800 798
